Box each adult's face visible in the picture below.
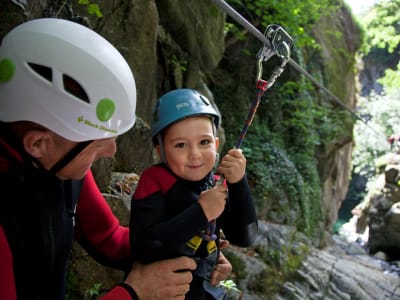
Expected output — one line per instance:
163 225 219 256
27 130 117 180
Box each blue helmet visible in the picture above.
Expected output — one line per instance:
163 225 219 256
151 89 220 143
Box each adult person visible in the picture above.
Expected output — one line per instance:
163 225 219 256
0 18 231 300
129 89 258 299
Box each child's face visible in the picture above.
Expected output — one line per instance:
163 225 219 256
159 116 219 181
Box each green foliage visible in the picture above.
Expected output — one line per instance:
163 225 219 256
360 0 400 54
220 279 241 293
85 283 102 298
360 0 400 90
213 0 358 239
78 0 103 18
235 91 326 235
250 233 310 296
350 1 400 199
352 90 400 178
226 0 339 48
215 66 350 236
168 54 188 72
66 268 81 300
56 0 103 18
379 64 400 91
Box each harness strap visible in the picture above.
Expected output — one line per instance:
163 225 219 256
193 250 218 281
186 235 203 252
64 179 84 226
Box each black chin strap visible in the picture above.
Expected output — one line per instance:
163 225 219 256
49 140 93 175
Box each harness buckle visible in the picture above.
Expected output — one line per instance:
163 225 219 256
186 235 203 251
207 240 218 253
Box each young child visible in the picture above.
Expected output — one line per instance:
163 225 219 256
129 89 258 299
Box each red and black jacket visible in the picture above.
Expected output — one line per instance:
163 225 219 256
0 127 134 300
130 163 258 299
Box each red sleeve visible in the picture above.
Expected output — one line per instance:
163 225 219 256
100 286 134 300
0 226 17 300
74 170 130 259
133 165 176 200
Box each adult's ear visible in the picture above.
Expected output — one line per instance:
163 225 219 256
22 130 49 159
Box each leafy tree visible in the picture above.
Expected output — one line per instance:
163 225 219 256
361 0 400 90
351 0 400 186
226 0 339 48
360 0 400 54
352 91 399 177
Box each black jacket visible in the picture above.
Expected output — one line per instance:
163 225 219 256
129 163 258 299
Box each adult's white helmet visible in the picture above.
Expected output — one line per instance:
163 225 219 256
0 18 136 142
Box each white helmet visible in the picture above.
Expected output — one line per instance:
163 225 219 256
0 18 136 142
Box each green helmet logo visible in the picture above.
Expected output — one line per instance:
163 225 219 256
0 58 16 83
96 98 115 122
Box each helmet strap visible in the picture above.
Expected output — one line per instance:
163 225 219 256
214 152 220 169
49 140 93 175
156 134 168 167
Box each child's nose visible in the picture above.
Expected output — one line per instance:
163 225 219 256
189 146 201 159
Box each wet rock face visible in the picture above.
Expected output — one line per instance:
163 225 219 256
278 236 400 300
368 163 400 259
224 222 400 300
348 153 400 260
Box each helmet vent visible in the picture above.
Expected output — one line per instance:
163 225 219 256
28 63 52 82
63 74 90 103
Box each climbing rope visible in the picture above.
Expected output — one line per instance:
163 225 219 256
216 24 291 187
235 24 292 148
209 0 387 140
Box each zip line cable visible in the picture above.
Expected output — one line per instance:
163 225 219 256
209 0 387 140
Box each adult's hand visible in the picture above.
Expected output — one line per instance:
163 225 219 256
210 251 232 286
124 256 196 299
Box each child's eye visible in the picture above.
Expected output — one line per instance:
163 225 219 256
200 139 210 145
174 142 186 148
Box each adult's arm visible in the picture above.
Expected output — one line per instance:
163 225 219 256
74 170 130 266
0 226 17 300
75 171 197 300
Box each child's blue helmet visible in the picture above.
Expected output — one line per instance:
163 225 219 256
151 89 220 144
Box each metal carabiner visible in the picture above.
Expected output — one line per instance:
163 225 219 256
256 57 264 81
256 24 293 82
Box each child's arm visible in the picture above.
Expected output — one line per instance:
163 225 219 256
217 149 258 247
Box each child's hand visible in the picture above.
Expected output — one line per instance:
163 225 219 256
217 148 246 183
198 184 227 221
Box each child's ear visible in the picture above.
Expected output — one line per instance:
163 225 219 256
155 144 161 157
22 130 48 159
215 137 220 150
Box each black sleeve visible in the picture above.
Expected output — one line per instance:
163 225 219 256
220 175 258 247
